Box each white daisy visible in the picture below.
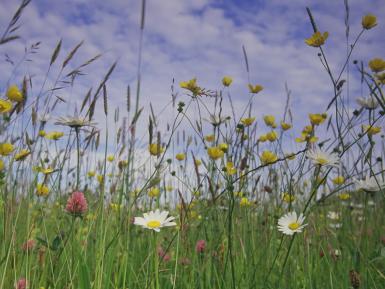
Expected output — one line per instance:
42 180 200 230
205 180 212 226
356 96 379 110
306 148 339 167
354 175 385 192
134 209 176 232
327 211 340 220
277 211 307 235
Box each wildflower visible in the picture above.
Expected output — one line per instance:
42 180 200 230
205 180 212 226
240 197 252 207
338 192 351 200
148 143 164 156
203 115 229 126
148 187 160 198
176 153 185 161
194 159 202 166
45 131 64 140
260 150 278 165
0 142 14 156
195 239 206 253
277 211 307 235
0 159 4 170
332 176 345 185
16 278 27 289
55 115 96 128
356 96 378 110
258 134 268 142
281 121 292 131
134 209 176 232
248 84 263 94
225 162 237 175
38 130 46 137
107 155 115 162
263 115 276 127
14 149 30 161
362 124 381 136
327 211 340 220
110 203 122 212
97 175 104 184
6 85 23 102
222 76 233 87
241 117 256 127
204 134 215 142
22 239 36 252
368 58 385 73
362 14 377 29
207 146 224 160
282 193 295 203
218 143 228 152
266 131 278 142
309 113 327 125
305 31 329 47
0 99 12 113
65 191 88 216
36 184 49 197
306 148 339 167
180 78 202 95
354 175 385 192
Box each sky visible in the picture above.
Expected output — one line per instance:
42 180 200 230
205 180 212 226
0 0 384 150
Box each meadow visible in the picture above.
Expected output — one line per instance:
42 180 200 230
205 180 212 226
0 1 385 289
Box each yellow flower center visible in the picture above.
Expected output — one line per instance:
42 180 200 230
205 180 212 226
288 222 300 230
147 220 161 229
316 157 328 165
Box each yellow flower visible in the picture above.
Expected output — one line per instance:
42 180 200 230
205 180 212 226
240 197 251 207
148 143 164 156
362 14 377 29
225 162 237 175
107 155 115 162
38 130 46 137
6 85 23 102
376 72 385 84
0 99 12 113
0 143 14 156
338 192 350 200
305 31 329 47
259 134 268 142
266 131 278 142
234 191 243 197
263 115 276 127
0 159 4 170
248 84 264 94
45 131 64 140
97 175 104 184
207 146 224 160
88 171 96 178
282 193 295 203
176 153 185 161
281 121 292 131
14 149 30 161
260 150 278 165
241 117 256 127
36 183 50 197
166 185 173 192
219 143 228 152
368 58 385 73
180 78 202 95
110 203 122 212
222 76 233 87
362 125 381 136
309 113 327 125
148 187 160 198
302 125 313 134
332 176 345 185
194 159 202 166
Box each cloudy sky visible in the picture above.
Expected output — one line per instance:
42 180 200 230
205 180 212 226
0 0 384 147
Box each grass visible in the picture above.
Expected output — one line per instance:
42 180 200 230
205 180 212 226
0 1 385 289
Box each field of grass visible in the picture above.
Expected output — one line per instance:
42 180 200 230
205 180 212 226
0 1 385 289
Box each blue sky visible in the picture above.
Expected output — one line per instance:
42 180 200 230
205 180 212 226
0 0 384 148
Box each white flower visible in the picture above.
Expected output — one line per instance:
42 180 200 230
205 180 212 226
134 209 176 232
327 211 340 220
55 115 97 129
329 223 342 229
306 148 339 167
354 175 385 192
356 96 379 110
277 211 307 235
